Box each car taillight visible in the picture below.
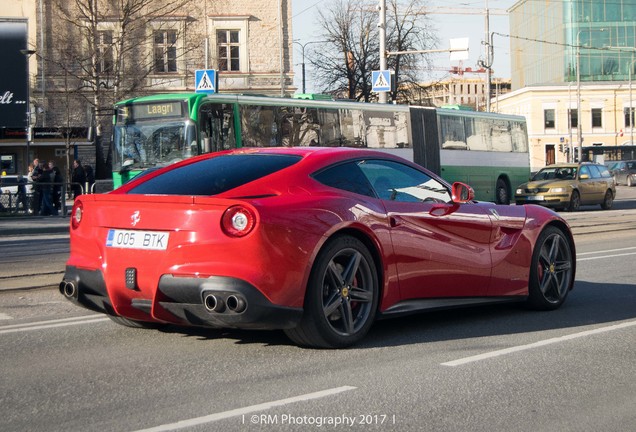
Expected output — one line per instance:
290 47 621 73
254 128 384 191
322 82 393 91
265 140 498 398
221 205 256 237
71 201 83 230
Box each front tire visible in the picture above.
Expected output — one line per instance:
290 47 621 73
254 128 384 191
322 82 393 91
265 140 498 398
526 226 574 310
600 190 613 210
567 190 580 212
285 235 379 348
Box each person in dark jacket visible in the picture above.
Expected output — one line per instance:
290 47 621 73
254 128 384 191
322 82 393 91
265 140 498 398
71 159 86 199
38 161 58 216
48 160 63 210
84 164 95 193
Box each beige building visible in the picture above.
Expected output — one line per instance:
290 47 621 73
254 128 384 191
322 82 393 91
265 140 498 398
2 0 294 176
496 83 636 171
501 0 636 171
421 77 511 111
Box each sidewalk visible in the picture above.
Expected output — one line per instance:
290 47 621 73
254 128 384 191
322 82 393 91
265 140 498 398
0 215 70 237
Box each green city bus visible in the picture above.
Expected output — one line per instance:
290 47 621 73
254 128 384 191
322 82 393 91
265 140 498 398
111 93 529 203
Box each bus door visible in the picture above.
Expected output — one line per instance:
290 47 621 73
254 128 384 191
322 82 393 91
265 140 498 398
199 103 236 153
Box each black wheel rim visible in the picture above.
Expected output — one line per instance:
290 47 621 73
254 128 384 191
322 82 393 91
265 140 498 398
536 233 572 303
321 247 374 336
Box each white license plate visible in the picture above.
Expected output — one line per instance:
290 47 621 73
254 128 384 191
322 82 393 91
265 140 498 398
525 195 545 201
106 229 170 250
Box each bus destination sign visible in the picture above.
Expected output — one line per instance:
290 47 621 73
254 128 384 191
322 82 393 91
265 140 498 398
117 101 184 122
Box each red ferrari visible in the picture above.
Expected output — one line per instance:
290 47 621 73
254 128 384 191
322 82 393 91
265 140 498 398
60 147 576 348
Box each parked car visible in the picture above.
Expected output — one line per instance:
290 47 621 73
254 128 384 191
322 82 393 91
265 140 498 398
515 162 615 211
60 147 576 348
609 160 636 186
0 174 33 195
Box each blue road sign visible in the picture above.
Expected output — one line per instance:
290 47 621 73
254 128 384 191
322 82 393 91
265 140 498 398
372 70 391 92
195 69 217 94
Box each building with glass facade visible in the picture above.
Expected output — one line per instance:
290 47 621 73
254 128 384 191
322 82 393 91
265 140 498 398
497 0 636 171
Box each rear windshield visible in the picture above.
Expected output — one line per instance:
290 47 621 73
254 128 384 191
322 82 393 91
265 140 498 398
127 154 301 195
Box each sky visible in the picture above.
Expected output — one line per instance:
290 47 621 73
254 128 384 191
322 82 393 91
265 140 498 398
290 0 517 93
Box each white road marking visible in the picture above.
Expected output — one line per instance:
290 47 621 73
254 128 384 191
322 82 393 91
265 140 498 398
130 386 358 432
0 313 13 320
577 246 636 261
442 320 636 367
0 315 109 334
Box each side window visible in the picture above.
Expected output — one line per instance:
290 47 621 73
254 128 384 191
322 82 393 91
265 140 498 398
588 165 602 179
358 159 451 203
579 165 590 178
597 165 611 178
312 162 375 197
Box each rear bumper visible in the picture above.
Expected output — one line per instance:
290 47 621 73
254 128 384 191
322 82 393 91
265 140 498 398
60 266 302 330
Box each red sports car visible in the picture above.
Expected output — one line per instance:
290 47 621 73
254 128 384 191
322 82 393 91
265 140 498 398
60 147 576 348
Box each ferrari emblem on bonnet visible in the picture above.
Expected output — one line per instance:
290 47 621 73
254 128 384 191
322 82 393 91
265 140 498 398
131 211 141 226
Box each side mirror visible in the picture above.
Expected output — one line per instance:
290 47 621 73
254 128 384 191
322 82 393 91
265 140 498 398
451 182 475 203
579 174 590 180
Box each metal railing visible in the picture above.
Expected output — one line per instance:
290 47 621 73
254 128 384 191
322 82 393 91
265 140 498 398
0 181 96 216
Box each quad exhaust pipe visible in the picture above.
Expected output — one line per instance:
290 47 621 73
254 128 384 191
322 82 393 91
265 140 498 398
59 281 78 300
226 295 246 313
203 293 246 313
203 294 225 313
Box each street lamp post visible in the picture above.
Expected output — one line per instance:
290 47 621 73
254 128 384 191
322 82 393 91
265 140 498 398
605 46 636 146
20 49 36 172
575 28 606 162
576 30 584 162
293 40 325 94
629 54 636 147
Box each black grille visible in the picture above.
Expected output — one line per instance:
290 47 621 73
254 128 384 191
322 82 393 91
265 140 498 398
125 268 138 290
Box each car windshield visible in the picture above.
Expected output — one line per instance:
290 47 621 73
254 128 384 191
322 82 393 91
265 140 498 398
532 167 576 181
127 153 301 195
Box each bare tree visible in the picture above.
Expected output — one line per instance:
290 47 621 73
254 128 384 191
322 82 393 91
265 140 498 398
385 0 438 104
44 0 192 177
310 0 437 103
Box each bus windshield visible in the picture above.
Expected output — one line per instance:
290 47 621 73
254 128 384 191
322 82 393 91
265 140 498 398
112 120 198 171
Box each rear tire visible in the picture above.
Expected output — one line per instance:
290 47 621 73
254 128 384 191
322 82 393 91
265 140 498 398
526 226 574 310
285 235 378 348
495 178 510 205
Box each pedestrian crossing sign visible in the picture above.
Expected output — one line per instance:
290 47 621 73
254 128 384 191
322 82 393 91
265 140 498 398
372 70 391 92
195 69 217 94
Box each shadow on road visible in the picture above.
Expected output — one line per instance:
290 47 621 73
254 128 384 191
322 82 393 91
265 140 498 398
153 279 635 350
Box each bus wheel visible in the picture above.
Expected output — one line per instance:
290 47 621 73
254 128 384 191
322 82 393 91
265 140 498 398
495 178 510 205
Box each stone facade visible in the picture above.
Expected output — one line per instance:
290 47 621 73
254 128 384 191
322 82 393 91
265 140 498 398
4 0 294 177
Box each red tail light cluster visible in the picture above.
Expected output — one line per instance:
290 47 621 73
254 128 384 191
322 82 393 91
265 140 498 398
221 205 256 237
71 201 83 230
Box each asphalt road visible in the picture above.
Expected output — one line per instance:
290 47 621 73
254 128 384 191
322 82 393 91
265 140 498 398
0 187 635 431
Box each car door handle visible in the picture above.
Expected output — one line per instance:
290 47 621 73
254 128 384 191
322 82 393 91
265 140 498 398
389 216 399 227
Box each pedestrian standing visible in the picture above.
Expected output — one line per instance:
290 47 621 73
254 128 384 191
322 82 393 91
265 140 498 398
48 160 63 211
38 161 58 216
31 158 43 214
71 159 86 199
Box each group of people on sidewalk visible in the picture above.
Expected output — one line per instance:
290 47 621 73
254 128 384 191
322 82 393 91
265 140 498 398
25 158 94 216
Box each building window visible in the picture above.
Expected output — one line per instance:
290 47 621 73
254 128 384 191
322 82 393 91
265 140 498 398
544 109 555 129
625 107 635 127
154 30 177 73
96 30 113 74
591 108 602 128
217 30 240 71
568 108 578 129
